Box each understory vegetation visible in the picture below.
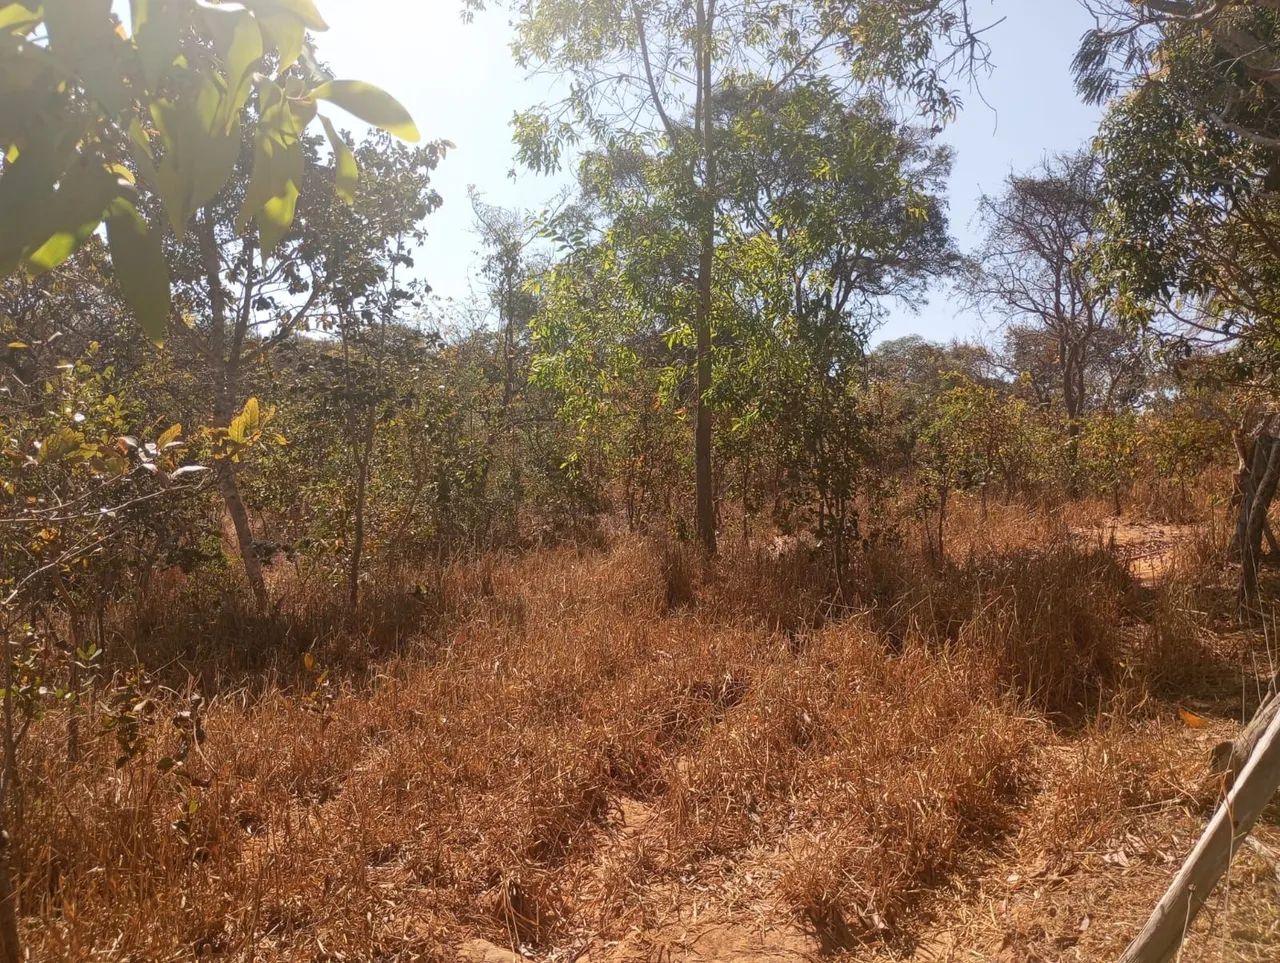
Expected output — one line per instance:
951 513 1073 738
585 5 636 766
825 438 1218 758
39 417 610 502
6 0 1280 960
19 497 1279 962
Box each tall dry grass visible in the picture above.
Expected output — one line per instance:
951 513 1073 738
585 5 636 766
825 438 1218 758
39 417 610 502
15 503 1243 960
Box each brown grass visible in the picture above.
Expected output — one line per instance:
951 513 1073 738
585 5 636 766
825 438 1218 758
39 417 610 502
15 501 1280 961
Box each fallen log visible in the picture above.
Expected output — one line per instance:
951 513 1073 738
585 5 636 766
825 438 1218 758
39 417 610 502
1119 696 1280 963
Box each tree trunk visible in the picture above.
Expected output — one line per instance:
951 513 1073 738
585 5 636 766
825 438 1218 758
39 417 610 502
199 218 269 613
347 418 373 612
1239 433 1280 616
692 0 717 557
0 831 19 963
218 465 269 612
1119 694 1280 963
692 186 716 556
66 611 83 765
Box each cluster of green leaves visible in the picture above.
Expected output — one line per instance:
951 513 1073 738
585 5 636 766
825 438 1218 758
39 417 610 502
1 0 418 336
1084 3 1280 377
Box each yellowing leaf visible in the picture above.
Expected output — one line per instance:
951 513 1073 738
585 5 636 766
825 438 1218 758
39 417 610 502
311 80 420 142
228 397 261 444
39 427 85 464
1178 707 1208 729
303 651 316 672
157 423 183 449
320 115 359 204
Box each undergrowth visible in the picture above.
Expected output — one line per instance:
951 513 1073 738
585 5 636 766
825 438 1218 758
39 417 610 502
18 503 1246 961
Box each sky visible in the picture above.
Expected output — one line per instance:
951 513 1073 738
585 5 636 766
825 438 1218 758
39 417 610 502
316 0 1105 346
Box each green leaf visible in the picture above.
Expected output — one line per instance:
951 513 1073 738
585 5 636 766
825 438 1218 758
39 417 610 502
279 0 328 29
319 115 358 204
40 427 85 464
254 10 305 70
151 77 243 233
133 0 184 86
0 132 72 275
238 79 305 247
257 177 300 255
43 0 130 114
311 80 420 142
0 4 42 33
24 163 121 273
105 198 172 342
202 6 264 120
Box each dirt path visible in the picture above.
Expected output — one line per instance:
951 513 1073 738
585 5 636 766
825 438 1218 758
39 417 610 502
1074 517 1200 584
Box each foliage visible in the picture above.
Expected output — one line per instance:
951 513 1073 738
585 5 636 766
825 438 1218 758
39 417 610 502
0 0 420 336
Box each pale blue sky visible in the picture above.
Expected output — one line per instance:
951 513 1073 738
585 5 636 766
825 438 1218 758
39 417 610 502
316 0 1104 344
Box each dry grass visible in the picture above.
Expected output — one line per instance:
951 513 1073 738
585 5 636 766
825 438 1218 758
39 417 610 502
15 500 1280 961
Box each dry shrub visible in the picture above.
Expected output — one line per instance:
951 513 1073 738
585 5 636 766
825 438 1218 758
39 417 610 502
1022 723 1192 862
950 546 1133 716
657 537 698 612
845 543 1135 718
709 533 839 631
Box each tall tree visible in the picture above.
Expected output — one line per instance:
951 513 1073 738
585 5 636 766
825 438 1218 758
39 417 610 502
166 132 446 610
966 152 1139 431
1081 1 1280 615
493 0 990 554
713 79 955 567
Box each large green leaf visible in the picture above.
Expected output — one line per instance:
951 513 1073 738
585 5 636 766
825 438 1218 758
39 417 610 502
0 132 70 274
311 80 420 142
133 0 184 86
254 10 305 70
238 80 307 254
202 6 264 123
25 163 121 273
257 176 300 255
105 198 172 341
151 74 243 233
319 115 358 204
43 0 130 114
249 0 328 32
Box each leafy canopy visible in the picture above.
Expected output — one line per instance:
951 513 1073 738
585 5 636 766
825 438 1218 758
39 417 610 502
0 0 419 337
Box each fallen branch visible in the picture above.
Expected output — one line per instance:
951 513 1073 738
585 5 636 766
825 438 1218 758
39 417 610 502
1244 835 1280 885
1120 694 1280 963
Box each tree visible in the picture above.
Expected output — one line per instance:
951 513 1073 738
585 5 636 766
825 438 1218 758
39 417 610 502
966 152 1140 429
1081 1 1280 613
712 79 955 570
494 0 992 554
469 190 549 534
0 0 420 336
156 127 445 612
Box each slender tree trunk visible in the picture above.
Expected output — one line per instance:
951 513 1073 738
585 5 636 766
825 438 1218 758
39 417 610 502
693 212 715 553
1240 434 1280 616
199 218 269 612
0 830 18 963
347 417 373 612
692 0 717 557
66 611 82 765
218 466 269 611
0 629 21 963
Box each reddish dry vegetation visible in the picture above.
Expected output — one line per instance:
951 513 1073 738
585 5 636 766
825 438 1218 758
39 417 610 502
20 503 1280 961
